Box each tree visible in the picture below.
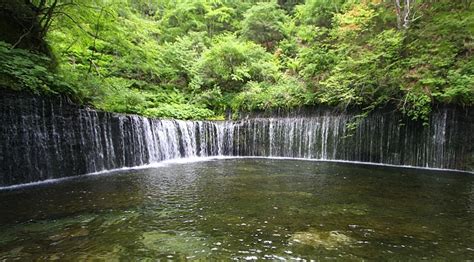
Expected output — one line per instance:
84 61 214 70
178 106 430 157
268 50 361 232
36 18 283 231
240 2 288 50
192 35 278 91
394 0 420 29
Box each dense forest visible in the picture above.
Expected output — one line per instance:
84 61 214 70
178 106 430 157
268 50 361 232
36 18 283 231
0 0 473 121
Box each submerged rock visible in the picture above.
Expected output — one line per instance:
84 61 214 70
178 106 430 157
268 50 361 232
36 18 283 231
48 227 89 241
141 231 210 255
290 230 353 250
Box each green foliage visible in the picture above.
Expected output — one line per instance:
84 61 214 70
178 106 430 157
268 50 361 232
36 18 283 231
331 3 377 40
192 35 278 92
291 1 473 122
317 29 404 108
156 0 247 41
93 77 215 119
231 75 313 111
438 60 474 106
401 89 432 123
0 41 72 95
192 87 225 111
294 0 346 27
240 2 288 50
142 104 214 120
1 0 472 121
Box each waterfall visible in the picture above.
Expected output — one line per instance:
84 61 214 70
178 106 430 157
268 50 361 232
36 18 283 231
0 92 472 186
228 110 472 169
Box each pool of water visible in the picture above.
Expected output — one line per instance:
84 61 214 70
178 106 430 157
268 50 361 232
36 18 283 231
0 158 473 260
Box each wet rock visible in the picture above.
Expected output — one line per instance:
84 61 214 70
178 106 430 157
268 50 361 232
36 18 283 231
290 230 353 250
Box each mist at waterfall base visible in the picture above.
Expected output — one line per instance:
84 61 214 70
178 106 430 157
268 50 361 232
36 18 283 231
0 159 473 260
1 92 472 186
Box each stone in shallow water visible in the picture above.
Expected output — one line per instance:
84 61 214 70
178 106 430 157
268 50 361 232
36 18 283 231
48 254 61 260
141 231 210 255
48 227 89 241
290 230 353 250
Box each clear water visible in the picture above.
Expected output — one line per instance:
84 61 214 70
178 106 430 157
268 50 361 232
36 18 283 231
0 158 473 260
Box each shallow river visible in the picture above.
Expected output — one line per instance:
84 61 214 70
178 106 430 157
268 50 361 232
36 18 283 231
0 158 473 260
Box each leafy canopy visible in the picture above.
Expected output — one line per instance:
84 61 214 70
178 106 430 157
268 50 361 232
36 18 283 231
2 0 472 121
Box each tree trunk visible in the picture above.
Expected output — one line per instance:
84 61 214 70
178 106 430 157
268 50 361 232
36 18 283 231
394 0 414 29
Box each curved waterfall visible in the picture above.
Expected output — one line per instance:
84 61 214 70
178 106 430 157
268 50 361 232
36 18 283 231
1 92 472 186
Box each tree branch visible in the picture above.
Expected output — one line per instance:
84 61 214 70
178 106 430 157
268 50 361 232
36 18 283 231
11 22 35 49
52 11 102 39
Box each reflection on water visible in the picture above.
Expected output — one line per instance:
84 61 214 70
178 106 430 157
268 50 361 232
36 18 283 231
0 159 473 260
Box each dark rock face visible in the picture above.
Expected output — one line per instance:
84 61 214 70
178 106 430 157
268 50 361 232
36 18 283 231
1 91 472 186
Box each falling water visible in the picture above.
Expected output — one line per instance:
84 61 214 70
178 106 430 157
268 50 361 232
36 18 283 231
0 92 472 185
